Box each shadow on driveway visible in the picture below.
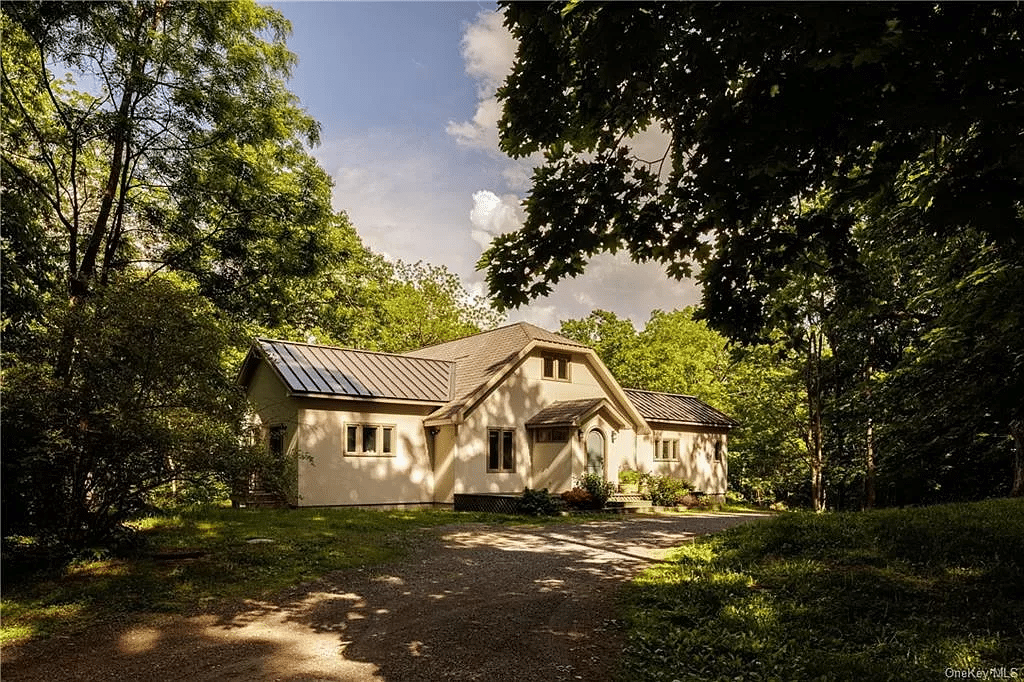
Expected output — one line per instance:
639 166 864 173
3 513 769 682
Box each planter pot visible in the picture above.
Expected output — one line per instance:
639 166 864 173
618 483 639 494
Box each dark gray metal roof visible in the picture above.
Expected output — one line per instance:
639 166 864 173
624 389 738 428
525 398 606 427
254 338 452 403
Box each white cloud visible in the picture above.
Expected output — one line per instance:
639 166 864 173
505 254 700 331
468 189 523 249
460 10 517 94
446 10 516 153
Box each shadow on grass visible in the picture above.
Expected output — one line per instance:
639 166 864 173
622 498 1024 681
1 513 767 682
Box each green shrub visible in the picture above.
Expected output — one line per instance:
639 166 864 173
641 473 692 507
519 487 560 516
577 473 616 508
619 469 643 485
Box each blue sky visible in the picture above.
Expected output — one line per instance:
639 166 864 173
273 2 699 330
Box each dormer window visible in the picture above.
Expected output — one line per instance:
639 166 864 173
542 353 570 381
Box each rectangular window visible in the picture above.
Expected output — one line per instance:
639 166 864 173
269 425 286 460
488 429 500 470
542 353 570 381
654 438 679 461
344 423 396 457
487 427 515 472
714 439 723 462
536 428 570 443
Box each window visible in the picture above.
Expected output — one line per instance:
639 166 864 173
269 425 286 460
488 427 515 472
654 438 679 461
344 423 395 456
714 439 724 462
542 353 570 381
535 428 570 443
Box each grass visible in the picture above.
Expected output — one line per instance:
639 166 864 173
0 506 562 646
620 498 1024 681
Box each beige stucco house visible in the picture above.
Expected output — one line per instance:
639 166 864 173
238 322 736 507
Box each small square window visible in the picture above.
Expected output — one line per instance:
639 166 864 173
655 438 679 461
542 354 570 381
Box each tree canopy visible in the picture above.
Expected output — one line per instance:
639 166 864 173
483 2 1021 334
486 2 1023 503
0 1 502 549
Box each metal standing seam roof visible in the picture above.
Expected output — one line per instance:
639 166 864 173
624 388 738 428
256 338 453 403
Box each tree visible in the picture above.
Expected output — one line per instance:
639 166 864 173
1 274 259 549
1 1 358 549
484 4 1022 336
560 309 809 505
1 2 348 334
484 2 1024 502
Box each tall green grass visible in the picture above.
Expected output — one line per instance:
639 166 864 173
622 499 1024 681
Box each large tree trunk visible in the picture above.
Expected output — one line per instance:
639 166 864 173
805 326 826 512
1011 419 1024 498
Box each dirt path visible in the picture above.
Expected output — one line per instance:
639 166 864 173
3 512 769 682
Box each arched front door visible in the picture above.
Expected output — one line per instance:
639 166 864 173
586 429 605 478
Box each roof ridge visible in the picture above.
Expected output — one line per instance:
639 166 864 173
257 337 453 364
402 321 586 355
623 387 699 399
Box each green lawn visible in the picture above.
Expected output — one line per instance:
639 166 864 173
620 498 1024 681
0 506 550 646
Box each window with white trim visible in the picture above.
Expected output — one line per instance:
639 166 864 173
542 353 570 381
654 438 679 461
344 423 395 456
487 427 515 472
714 439 724 462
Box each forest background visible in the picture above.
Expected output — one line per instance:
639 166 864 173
2 2 1020 554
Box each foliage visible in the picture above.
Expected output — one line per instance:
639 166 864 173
498 3 1024 506
640 474 692 508
0 274 257 551
562 309 809 506
337 259 503 353
1 2 350 322
622 499 1024 681
485 3 1022 329
618 469 642 486
1 507 571 645
576 473 616 509
518 487 561 517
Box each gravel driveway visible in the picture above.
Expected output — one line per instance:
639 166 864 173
3 512 768 682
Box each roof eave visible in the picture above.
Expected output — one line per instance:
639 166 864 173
289 392 448 407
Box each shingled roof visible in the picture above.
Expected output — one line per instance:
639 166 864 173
406 322 588 420
624 389 738 429
245 338 452 403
